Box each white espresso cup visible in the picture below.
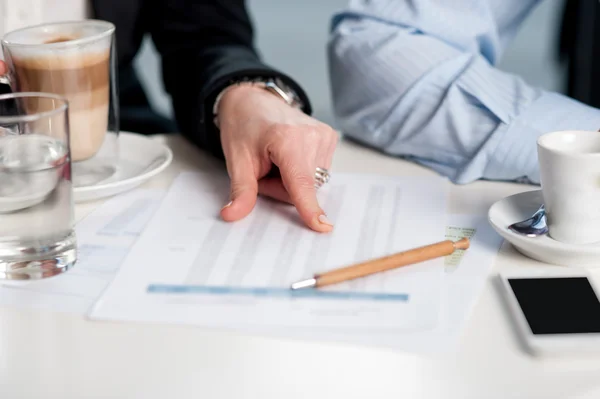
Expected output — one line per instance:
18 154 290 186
537 130 600 245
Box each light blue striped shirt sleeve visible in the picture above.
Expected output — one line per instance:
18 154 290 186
327 0 600 184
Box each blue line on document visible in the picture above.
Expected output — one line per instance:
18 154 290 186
146 285 409 302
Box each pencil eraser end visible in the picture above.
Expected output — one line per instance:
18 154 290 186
455 237 470 250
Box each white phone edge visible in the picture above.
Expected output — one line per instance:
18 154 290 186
497 270 600 357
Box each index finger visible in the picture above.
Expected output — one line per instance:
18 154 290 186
276 155 333 233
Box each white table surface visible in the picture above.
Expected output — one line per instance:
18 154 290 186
1 134 600 399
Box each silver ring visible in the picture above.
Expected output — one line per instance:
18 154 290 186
314 167 330 189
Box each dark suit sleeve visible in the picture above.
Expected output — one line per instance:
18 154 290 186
146 0 312 158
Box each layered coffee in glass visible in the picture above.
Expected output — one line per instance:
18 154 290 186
1 20 119 188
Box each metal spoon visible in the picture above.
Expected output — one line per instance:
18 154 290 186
508 205 548 237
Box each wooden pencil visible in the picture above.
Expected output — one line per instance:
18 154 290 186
290 238 470 290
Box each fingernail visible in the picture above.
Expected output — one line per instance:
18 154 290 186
221 201 233 210
318 214 333 226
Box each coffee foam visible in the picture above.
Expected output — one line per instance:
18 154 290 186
5 26 112 70
44 35 79 44
3 20 114 49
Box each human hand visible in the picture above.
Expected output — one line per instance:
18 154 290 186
217 84 338 233
0 61 6 75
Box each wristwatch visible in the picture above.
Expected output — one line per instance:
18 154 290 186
212 77 304 127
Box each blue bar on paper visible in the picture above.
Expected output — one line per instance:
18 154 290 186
146 284 409 302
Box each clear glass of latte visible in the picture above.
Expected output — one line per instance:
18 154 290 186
1 20 119 188
0 92 76 279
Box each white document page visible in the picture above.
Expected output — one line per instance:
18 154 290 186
0 189 164 314
241 214 503 353
90 171 448 331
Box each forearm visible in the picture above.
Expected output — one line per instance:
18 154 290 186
148 0 311 158
328 13 600 184
159 45 277 157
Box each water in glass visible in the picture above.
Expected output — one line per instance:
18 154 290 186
0 93 76 279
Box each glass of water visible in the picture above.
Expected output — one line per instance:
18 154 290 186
0 92 76 279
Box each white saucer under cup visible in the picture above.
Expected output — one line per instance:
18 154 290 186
538 130 600 245
73 131 172 202
489 190 600 268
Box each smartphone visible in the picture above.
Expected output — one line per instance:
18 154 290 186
498 272 600 356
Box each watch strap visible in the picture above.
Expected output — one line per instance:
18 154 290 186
212 77 304 127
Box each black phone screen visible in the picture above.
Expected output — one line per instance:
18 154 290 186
508 277 600 335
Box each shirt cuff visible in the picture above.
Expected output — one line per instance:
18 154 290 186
459 92 600 185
